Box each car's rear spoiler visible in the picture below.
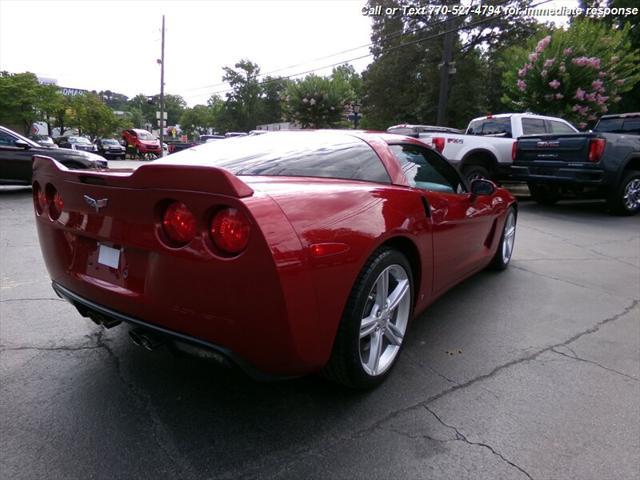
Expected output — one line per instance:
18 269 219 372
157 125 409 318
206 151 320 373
32 155 254 198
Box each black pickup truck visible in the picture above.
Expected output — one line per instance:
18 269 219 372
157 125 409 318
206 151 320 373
511 113 640 215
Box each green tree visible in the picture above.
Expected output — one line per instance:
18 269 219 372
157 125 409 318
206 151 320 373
501 20 640 128
283 74 353 128
0 72 42 134
179 105 213 138
222 59 263 131
361 0 540 129
72 93 120 140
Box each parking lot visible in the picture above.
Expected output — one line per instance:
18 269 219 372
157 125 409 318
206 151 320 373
1 185 638 479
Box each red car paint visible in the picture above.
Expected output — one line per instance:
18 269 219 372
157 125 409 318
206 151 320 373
122 128 162 155
32 131 515 377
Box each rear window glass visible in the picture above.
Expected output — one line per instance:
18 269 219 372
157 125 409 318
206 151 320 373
467 118 512 137
161 132 391 183
522 118 547 135
623 118 640 134
595 118 624 133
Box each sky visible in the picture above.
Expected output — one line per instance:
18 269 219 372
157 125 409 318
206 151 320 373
0 0 579 107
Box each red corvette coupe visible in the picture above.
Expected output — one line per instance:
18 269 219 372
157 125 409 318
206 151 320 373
32 131 517 388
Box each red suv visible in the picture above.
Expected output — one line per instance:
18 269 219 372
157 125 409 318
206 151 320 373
122 129 161 156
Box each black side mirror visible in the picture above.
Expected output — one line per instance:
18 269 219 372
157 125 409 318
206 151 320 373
14 139 31 149
470 179 495 196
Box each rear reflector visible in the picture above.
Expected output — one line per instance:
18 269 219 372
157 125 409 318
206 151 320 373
588 138 606 162
33 182 47 214
432 137 445 153
47 185 63 220
162 202 197 246
210 208 250 254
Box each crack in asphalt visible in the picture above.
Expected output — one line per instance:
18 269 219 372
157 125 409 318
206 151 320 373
518 224 640 269
346 299 640 449
423 406 534 480
0 344 101 353
0 297 65 303
92 329 199 480
551 347 639 382
510 264 629 299
240 299 639 479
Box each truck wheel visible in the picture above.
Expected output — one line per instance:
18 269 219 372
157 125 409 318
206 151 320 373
608 170 640 216
528 183 561 206
462 165 490 184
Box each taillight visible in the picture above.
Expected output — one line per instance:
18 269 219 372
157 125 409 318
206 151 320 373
432 137 445 153
512 141 518 161
210 208 250 254
47 185 63 220
588 138 606 162
162 202 196 246
33 182 47 214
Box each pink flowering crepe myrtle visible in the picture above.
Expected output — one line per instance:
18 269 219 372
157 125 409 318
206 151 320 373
548 80 561 90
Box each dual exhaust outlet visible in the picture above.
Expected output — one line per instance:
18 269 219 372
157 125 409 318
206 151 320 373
87 311 164 352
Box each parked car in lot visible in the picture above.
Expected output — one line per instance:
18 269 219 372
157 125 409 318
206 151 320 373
410 113 578 183
32 130 517 388
225 132 248 138
122 128 162 157
95 138 126 159
512 112 640 215
29 134 58 149
0 125 106 185
166 139 196 154
56 135 99 153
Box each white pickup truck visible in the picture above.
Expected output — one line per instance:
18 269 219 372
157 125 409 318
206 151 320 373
388 113 578 183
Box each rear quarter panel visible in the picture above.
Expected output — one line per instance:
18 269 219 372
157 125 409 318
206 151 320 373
247 177 433 361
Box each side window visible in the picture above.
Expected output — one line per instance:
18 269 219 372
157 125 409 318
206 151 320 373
548 120 576 134
389 144 465 194
622 117 640 134
522 118 547 135
0 131 18 147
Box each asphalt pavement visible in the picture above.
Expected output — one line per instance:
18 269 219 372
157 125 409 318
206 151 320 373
1 184 638 480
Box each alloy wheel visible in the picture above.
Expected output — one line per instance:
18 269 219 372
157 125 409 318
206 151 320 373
359 264 411 376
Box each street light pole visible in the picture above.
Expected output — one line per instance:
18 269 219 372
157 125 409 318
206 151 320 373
159 15 165 154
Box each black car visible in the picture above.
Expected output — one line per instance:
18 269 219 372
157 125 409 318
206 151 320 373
0 126 107 186
56 135 98 153
96 138 126 159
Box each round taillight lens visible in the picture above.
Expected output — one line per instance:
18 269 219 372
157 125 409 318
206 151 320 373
33 182 47 214
47 186 64 220
210 208 250 254
162 202 197 246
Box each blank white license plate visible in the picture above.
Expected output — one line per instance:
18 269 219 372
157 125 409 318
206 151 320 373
97 244 120 269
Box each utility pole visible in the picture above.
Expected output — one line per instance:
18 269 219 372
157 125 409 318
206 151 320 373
159 15 165 154
436 15 454 127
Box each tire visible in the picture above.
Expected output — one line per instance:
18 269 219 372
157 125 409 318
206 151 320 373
607 170 640 216
528 183 561 206
462 165 490 184
323 248 413 389
489 207 517 270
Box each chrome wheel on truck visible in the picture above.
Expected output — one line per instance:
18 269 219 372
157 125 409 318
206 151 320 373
609 171 640 216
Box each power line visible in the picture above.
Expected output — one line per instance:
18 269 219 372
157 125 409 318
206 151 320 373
181 0 515 94
184 0 551 101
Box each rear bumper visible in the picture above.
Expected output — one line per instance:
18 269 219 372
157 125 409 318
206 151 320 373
52 281 280 380
510 164 608 186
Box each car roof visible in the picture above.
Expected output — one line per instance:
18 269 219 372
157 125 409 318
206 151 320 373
599 112 640 119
